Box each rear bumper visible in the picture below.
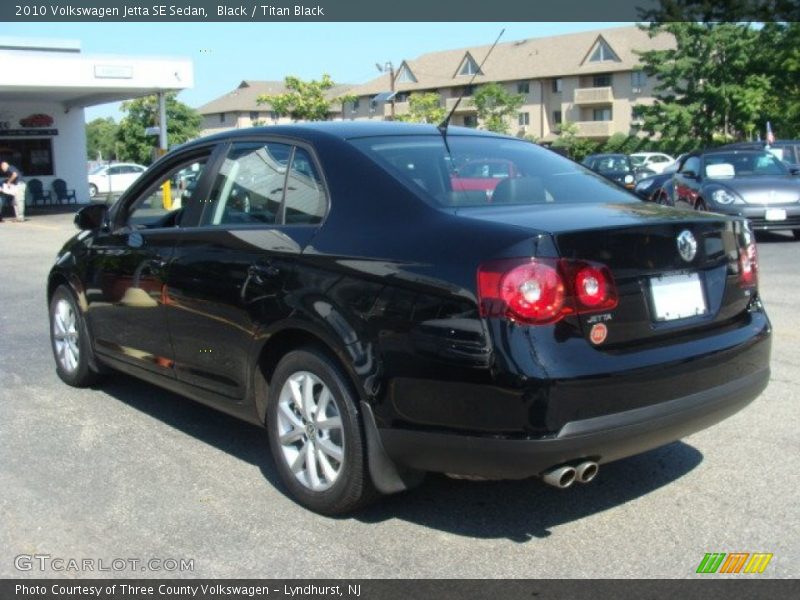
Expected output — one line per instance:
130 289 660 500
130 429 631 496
379 366 769 479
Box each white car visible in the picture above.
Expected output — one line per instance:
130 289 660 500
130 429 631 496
630 152 675 174
88 163 146 198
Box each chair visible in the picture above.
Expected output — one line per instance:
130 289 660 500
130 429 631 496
26 178 52 206
52 179 77 204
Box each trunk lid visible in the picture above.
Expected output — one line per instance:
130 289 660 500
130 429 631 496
461 202 754 347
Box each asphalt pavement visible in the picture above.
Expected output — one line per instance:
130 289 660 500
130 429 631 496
0 212 797 578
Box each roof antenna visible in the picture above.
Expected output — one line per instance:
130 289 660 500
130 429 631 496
438 28 505 134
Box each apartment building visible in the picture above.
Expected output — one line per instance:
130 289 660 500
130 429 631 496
197 80 352 136
197 26 673 141
345 26 672 141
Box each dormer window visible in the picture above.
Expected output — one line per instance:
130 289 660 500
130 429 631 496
396 64 417 84
457 53 482 77
587 38 620 63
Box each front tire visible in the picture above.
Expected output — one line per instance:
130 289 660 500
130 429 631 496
267 348 377 514
49 285 98 387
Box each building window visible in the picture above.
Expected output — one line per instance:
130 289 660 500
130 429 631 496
593 108 612 121
219 113 226 123
517 81 530 94
352 98 360 111
0 138 54 176
631 71 647 90
269 111 278 121
593 74 612 88
249 111 259 122
518 112 530 126
588 38 620 63
462 85 476 97
553 110 563 125
463 115 478 128
458 54 482 76
395 92 409 102
552 78 563 93
396 64 417 84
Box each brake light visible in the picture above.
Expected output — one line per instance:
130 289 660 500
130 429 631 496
478 258 618 325
738 241 758 289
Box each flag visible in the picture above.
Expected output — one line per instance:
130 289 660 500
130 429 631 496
766 121 775 145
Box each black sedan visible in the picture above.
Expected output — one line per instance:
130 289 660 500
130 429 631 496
673 149 800 238
582 153 647 190
48 122 771 514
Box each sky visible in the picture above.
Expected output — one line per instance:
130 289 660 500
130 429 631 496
1 22 626 121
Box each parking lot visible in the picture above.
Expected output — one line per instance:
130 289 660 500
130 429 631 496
0 211 797 579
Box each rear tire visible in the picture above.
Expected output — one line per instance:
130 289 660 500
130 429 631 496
49 285 99 387
792 229 800 240
267 348 378 514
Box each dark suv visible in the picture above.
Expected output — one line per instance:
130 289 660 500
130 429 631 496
48 122 771 514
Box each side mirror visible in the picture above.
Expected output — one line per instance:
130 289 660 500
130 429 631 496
790 166 800 176
74 204 108 231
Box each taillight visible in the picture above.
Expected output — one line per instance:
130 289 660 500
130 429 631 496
478 258 618 325
738 240 758 288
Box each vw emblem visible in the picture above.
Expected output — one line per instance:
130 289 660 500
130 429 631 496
677 230 697 262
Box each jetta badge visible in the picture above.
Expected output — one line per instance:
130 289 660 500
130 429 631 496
677 230 697 262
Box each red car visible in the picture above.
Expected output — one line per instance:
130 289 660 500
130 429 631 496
451 159 520 199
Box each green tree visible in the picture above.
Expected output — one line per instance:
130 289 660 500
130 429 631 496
86 117 119 161
552 122 598 161
635 22 772 151
753 22 800 138
116 93 201 165
395 93 446 124
259 74 338 121
472 83 524 134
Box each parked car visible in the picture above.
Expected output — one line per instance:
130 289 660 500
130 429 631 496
630 152 676 174
633 153 688 203
673 149 800 238
49 122 771 514
716 140 800 166
450 158 520 199
582 153 641 189
88 162 147 199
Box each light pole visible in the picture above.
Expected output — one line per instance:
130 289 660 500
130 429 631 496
376 61 395 120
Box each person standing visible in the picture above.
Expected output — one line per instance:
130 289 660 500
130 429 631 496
1 160 27 222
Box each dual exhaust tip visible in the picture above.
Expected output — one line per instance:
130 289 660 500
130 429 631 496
542 461 598 489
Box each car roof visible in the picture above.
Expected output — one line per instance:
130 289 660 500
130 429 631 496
184 121 504 149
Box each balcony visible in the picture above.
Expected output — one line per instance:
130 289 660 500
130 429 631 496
575 121 614 138
445 96 476 113
574 86 614 105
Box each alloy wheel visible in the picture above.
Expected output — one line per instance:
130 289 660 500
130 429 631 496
276 371 345 492
52 298 80 374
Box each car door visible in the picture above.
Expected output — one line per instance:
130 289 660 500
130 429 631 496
674 155 702 207
84 147 216 379
165 140 328 402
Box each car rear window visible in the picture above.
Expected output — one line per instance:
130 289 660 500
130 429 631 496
350 135 636 208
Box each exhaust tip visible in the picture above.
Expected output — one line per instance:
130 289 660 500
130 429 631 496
576 461 599 484
542 465 577 489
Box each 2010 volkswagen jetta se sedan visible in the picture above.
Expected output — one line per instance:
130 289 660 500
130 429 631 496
48 122 771 514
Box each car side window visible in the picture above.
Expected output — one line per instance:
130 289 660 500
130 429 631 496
125 159 208 229
202 142 291 226
283 147 326 225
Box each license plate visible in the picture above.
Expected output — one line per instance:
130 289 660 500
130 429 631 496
649 273 707 321
765 208 787 221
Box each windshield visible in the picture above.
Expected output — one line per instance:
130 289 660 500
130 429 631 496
704 152 788 178
590 156 632 173
630 156 645 167
350 135 636 208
